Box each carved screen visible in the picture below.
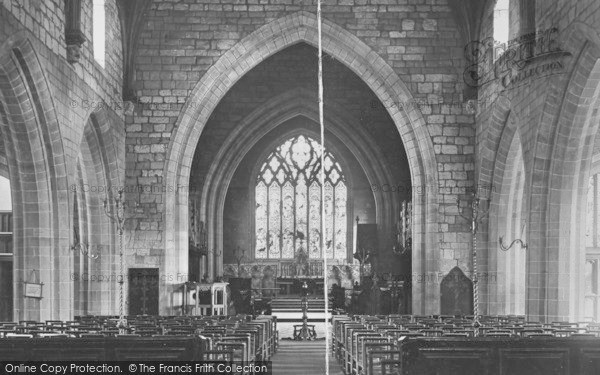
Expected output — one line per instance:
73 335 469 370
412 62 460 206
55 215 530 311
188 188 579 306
255 135 347 259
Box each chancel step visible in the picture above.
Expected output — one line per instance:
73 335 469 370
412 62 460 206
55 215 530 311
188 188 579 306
271 297 327 312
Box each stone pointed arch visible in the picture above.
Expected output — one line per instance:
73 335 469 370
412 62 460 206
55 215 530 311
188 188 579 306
476 95 515 315
71 107 122 316
0 32 70 321
485 110 527 316
163 11 438 314
526 22 600 322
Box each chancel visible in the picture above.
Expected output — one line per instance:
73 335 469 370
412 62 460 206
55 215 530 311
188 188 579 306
1 0 600 373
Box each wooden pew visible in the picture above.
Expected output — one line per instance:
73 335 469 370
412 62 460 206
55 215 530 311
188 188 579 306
396 337 600 375
332 314 600 375
17 314 271 363
109 336 206 361
0 336 207 361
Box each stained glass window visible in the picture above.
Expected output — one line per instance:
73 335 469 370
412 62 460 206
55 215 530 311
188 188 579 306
255 135 347 259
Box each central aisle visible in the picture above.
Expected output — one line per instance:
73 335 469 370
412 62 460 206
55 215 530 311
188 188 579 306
271 340 344 375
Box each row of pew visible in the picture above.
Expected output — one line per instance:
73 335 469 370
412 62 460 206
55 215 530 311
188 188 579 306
0 314 277 365
332 314 600 375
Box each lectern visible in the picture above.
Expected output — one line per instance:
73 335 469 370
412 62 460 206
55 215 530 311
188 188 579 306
182 281 229 316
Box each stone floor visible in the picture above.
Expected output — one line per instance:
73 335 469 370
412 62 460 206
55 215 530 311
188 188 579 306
271 335 343 375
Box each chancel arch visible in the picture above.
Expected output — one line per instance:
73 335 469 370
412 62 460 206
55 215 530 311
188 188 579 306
165 11 438 315
189 49 413 290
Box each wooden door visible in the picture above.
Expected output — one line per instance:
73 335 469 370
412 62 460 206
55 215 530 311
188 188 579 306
128 268 159 315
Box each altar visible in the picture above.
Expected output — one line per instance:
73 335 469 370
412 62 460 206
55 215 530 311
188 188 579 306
277 278 324 296
223 262 362 293
278 261 324 278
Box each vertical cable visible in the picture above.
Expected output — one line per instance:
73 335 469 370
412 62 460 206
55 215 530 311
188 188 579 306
317 1 329 373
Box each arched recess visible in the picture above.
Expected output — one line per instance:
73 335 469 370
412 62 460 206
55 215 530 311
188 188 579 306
486 115 527 316
528 22 600 322
473 94 512 316
0 33 70 321
163 11 438 315
199 88 401 283
71 109 121 316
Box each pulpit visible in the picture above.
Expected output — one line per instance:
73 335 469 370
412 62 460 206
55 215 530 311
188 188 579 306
182 281 229 316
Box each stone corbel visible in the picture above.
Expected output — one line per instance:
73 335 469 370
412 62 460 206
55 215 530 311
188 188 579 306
65 0 86 64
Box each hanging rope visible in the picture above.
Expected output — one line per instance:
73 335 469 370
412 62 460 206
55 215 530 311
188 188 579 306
317 0 329 373
457 195 489 333
473 231 479 323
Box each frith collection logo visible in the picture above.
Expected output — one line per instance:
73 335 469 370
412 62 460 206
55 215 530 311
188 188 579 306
463 28 572 90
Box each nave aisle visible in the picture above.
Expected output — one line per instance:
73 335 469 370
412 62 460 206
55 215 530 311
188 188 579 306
271 339 343 375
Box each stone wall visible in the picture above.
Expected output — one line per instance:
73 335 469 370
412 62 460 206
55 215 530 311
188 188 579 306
129 0 475 313
0 0 125 320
